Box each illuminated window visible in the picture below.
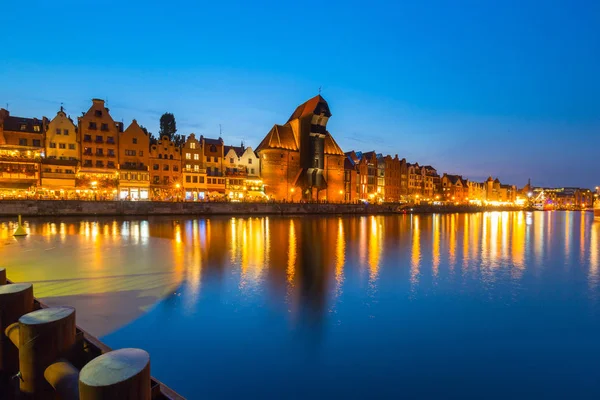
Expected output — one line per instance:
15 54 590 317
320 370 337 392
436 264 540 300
34 125 41 132
194 165 199 172
190 142 196 149
194 154 199 160
185 153 191 159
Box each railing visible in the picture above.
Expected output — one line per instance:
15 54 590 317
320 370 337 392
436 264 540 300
41 172 76 179
0 171 38 178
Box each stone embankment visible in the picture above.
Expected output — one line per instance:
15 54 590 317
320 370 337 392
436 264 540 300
0 200 523 217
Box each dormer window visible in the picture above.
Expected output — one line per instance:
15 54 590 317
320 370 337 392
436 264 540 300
20 124 26 131
33 125 40 132
95 110 102 117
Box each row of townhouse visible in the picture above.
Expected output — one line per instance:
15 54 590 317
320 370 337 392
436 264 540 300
0 99 263 201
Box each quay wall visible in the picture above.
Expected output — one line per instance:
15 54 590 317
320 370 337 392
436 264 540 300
0 200 523 217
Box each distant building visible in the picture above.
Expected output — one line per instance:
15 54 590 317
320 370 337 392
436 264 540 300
118 120 150 200
382 154 405 202
0 108 46 198
257 95 345 202
442 173 468 203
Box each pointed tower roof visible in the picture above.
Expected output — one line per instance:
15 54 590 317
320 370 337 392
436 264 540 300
287 95 331 122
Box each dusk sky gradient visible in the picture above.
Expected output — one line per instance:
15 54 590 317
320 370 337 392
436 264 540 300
2 0 599 187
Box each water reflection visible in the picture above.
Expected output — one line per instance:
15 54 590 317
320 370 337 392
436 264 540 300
1 212 600 398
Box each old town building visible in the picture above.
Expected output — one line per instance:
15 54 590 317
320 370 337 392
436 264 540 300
118 120 150 200
41 108 78 195
442 174 468 203
224 144 263 200
346 151 379 201
0 108 47 197
343 156 359 203
78 99 122 195
182 133 206 201
203 136 225 196
383 154 403 202
149 135 182 200
257 95 345 202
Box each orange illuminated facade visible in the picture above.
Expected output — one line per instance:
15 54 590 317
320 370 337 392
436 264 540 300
257 95 345 202
118 120 150 200
0 108 46 197
149 135 181 200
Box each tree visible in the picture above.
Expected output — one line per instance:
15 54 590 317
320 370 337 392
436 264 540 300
140 125 158 146
159 113 177 140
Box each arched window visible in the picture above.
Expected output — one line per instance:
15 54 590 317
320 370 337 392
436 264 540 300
158 154 162 159
170 155 173 160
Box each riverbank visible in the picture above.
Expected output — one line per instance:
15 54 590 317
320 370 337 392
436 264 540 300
0 200 527 217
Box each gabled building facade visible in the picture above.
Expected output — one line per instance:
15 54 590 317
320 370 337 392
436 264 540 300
182 133 206 201
149 135 181 200
77 99 121 195
118 120 150 200
41 107 78 195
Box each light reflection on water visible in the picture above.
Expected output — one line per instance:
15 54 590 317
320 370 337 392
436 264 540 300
1 212 600 398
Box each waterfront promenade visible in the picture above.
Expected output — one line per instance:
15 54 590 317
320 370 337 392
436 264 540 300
0 200 523 217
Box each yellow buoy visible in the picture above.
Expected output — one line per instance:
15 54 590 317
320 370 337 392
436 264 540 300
13 215 27 237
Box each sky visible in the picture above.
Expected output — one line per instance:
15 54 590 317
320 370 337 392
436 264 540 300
1 0 599 188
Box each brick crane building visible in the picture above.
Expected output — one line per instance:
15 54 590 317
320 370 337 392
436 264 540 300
256 95 345 202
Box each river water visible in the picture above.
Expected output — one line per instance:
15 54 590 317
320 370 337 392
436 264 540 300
1 212 599 399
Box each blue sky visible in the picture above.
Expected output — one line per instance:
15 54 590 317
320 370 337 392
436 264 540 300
2 0 599 187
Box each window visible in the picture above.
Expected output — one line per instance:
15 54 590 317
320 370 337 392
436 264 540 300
68 144 75 150
251 168 255 174
153 176 160 184
132 138 137 144
96 160 104 167
107 136 115 144
125 150 136 156
95 110 102 117
107 149 115 157
84 134 92 142
56 128 61 135
199 177 205 183
95 135 103 143
20 124 27 131
314 158 319 167
230 157 234 163
208 178 212 184
64 129 69 135
186 176 191 183
89 122 97 130
184 164 190 170
210 145 216 152
281 154 284 158
194 154 199 160
169 155 173 160
84 160 92 166
194 165 199 172
139 151 143 156
19 138 27 146
163 165 169 171
163 176 169 185
84 147 92 154
192 176 198 183
96 148 104 156
248 158 253 164
107 161 115 168
33 125 40 132
153 164 159 170
32 139 40 147
158 154 163 159
173 165 178 172
49 142 57 148
185 153 191 159
59 143 66 149
190 142 196 149
65 169 74 174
